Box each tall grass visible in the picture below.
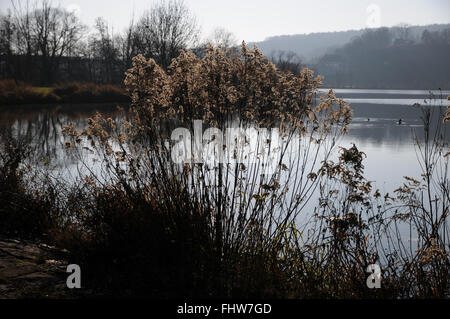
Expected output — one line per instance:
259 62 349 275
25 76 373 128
0 44 448 298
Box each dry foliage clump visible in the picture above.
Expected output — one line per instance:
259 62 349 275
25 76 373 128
123 42 352 132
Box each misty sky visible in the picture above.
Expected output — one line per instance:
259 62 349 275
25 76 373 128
1 0 449 42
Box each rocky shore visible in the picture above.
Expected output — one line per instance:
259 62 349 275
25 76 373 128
0 238 74 298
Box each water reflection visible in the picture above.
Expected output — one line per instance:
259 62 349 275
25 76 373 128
0 96 448 190
0 104 126 168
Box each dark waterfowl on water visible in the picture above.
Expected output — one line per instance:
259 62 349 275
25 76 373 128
397 119 403 125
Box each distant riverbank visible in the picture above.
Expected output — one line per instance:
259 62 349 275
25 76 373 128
0 80 129 106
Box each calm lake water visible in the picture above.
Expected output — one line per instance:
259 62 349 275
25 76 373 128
1 88 449 195
329 89 449 194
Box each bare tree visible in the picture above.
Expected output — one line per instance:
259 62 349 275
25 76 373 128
134 0 199 69
4 0 199 83
205 27 238 48
89 17 120 83
8 0 85 84
10 0 35 82
0 11 15 78
116 15 139 75
32 0 85 84
394 23 413 45
0 11 14 56
270 50 303 74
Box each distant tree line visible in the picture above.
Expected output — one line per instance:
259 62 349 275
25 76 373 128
0 0 201 86
315 25 450 89
2 1 449 89
269 50 304 75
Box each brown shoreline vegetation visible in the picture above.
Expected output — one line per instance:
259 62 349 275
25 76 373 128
0 80 129 106
0 44 449 298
